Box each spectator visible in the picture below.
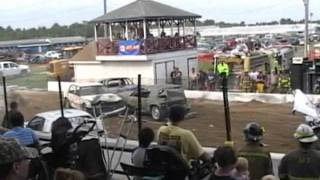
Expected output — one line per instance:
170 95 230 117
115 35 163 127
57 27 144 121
198 70 208 90
160 30 166 38
54 168 85 180
210 146 237 180
157 105 210 163
132 127 155 167
2 101 23 129
256 71 265 93
170 67 177 84
231 157 249 180
0 137 33 180
175 67 183 85
2 112 39 148
207 70 217 91
269 71 278 93
238 122 273 180
240 71 253 93
278 124 320 180
189 67 198 90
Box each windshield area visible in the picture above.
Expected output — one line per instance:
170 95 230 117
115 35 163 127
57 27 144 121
79 86 107 96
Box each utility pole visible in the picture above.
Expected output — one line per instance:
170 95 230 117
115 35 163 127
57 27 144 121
303 0 309 58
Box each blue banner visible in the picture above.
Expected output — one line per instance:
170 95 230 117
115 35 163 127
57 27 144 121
118 40 141 55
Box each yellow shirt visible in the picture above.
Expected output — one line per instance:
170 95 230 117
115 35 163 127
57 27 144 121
157 124 204 162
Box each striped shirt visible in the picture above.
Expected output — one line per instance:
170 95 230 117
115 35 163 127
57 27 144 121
2 127 38 146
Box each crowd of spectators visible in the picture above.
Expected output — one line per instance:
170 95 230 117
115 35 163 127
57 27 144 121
2 101 320 180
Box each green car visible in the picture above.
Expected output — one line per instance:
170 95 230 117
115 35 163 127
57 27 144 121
118 84 190 121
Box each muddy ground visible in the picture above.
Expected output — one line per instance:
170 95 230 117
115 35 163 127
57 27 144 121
0 90 304 153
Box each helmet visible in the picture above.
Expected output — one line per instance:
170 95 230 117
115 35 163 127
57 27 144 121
243 122 264 142
294 124 318 143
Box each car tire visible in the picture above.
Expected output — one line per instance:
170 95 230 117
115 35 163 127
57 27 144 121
151 106 164 121
20 70 28 76
64 99 71 108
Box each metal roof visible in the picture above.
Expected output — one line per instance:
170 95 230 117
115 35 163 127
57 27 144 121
91 0 201 23
0 36 86 48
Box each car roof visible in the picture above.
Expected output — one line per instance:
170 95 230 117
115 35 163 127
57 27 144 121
35 109 93 122
0 61 15 64
99 77 131 81
70 83 104 87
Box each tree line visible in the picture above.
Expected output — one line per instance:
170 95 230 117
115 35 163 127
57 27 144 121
0 18 319 41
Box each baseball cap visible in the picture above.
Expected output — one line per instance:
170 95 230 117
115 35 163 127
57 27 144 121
0 137 35 165
294 124 318 143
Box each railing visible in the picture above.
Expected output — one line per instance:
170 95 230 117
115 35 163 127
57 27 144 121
96 35 197 56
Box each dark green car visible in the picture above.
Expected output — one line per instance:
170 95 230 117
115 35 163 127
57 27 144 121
118 85 190 121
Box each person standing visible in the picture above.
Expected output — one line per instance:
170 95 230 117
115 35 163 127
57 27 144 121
256 71 265 93
240 71 253 93
175 67 183 85
278 71 291 94
217 60 230 77
170 67 177 84
2 102 23 129
269 71 278 93
238 122 273 180
278 124 320 180
210 146 237 180
189 67 198 90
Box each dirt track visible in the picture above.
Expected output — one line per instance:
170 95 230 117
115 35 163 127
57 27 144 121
0 90 304 153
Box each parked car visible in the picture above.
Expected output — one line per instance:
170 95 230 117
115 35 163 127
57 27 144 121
26 109 103 142
64 83 126 116
118 84 190 121
98 77 137 93
45 51 62 59
29 55 51 64
0 61 30 77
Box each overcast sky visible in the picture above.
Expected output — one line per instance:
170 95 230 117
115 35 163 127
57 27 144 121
0 0 319 29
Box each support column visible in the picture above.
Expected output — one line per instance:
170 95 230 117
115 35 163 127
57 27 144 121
183 19 186 36
170 20 174 36
104 24 107 38
177 21 180 35
143 19 147 39
157 19 161 37
125 21 129 40
94 24 98 41
193 19 197 35
109 23 113 41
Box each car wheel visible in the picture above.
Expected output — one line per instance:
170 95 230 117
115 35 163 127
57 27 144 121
20 70 28 76
64 99 71 108
151 106 162 120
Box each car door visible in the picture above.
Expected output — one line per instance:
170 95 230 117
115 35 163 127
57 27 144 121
2 62 12 76
9 62 20 76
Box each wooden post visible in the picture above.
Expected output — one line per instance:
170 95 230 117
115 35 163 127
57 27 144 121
170 19 174 36
137 74 142 133
183 19 186 36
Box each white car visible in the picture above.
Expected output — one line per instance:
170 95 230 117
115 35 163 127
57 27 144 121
45 51 62 59
64 83 126 116
26 109 103 143
0 61 31 77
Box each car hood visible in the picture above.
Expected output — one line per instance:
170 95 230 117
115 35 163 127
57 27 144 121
19 65 29 69
82 94 122 103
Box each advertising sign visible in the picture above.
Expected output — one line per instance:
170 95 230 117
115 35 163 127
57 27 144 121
119 40 141 55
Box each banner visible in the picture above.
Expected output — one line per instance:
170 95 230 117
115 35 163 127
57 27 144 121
118 40 141 55
293 89 319 118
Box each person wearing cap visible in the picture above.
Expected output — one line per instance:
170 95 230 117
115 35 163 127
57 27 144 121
238 122 273 180
0 137 32 180
278 124 320 180
157 105 210 163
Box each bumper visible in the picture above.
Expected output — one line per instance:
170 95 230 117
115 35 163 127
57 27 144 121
87 105 126 117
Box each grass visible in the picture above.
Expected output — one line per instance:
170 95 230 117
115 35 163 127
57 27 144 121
7 64 49 90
